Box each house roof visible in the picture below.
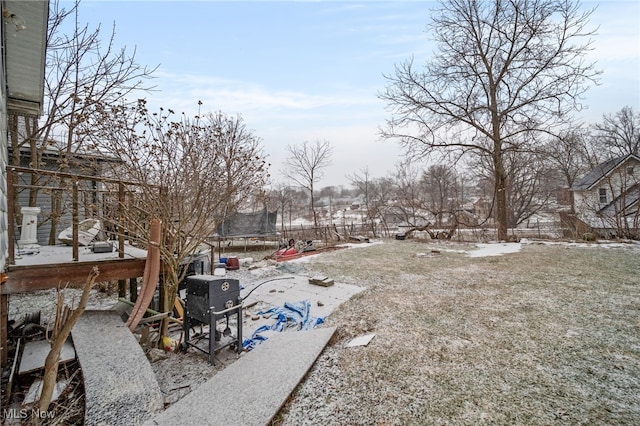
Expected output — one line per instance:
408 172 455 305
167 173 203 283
572 154 640 191
3 0 49 116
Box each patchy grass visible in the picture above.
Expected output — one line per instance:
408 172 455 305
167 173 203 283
277 240 640 425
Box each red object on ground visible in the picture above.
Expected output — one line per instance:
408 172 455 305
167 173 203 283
226 256 240 270
273 245 346 262
275 247 297 257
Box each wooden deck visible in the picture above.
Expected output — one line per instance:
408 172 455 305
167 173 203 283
1 167 155 365
1 249 146 366
2 257 145 294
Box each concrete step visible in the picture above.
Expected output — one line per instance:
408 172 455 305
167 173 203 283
72 310 163 426
144 326 336 426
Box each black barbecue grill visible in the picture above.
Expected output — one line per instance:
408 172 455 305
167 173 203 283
182 275 243 365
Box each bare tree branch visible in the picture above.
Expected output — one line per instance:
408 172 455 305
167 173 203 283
282 139 333 228
380 0 600 240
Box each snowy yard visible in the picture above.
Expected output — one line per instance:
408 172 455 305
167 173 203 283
273 238 640 425
5 238 639 425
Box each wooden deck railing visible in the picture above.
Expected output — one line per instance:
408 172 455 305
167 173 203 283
6 166 143 264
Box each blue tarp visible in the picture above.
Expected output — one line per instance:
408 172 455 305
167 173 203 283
242 325 271 351
242 300 325 351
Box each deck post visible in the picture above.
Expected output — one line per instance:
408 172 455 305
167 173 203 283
118 280 127 298
7 169 14 265
72 180 79 261
118 182 125 256
129 277 138 302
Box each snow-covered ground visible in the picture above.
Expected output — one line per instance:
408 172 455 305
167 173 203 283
12 242 147 266
467 242 523 257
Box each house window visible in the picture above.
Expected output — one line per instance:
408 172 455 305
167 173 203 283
599 188 608 204
627 166 635 175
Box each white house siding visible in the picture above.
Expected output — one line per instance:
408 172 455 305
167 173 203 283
574 157 640 230
573 190 601 228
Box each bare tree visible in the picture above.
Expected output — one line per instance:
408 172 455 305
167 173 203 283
472 141 551 231
592 106 640 157
349 167 380 237
268 183 297 238
420 164 461 228
371 177 398 236
9 0 156 243
379 0 600 240
39 268 99 413
505 150 551 227
388 160 462 239
389 161 424 227
544 127 593 212
92 101 268 335
282 139 333 229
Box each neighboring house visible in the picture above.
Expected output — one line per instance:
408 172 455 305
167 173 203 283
8 143 123 245
472 197 493 221
571 154 640 239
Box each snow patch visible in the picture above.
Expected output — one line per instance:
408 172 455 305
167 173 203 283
467 243 522 258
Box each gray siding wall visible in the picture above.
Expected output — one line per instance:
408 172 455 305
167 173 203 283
1 28 8 272
13 167 102 246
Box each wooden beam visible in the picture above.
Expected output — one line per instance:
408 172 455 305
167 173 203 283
2 258 146 294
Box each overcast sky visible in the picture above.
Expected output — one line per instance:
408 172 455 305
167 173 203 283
68 0 639 187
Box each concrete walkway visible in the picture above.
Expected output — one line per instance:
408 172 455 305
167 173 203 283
72 310 164 426
144 327 336 426
72 270 361 425
237 273 363 339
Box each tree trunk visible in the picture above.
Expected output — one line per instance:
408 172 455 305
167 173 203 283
38 267 99 413
48 190 62 245
310 186 317 230
492 102 508 241
494 155 508 241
